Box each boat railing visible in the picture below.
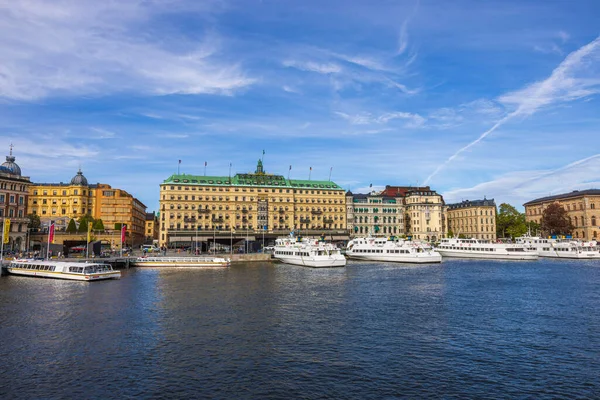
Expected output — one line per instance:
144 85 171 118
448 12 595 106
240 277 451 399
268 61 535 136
137 256 230 262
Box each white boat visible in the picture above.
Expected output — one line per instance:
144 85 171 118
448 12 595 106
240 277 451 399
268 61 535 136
436 238 538 260
273 237 346 268
346 236 442 263
7 259 121 281
131 256 230 267
516 236 600 259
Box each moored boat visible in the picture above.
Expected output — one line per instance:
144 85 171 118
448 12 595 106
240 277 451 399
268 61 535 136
436 238 538 260
515 236 600 259
273 236 346 268
346 236 442 263
131 256 230 267
7 259 121 281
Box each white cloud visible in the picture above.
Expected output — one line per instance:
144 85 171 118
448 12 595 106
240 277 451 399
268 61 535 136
0 0 254 100
90 128 117 139
282 60 342 74
335 110 425 128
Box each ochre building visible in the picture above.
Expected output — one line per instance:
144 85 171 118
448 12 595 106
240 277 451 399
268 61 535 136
403 187 446 241
159 161 346 247
0 147 31 251
446 198 497 240
28 169 147 246
524 189 600 240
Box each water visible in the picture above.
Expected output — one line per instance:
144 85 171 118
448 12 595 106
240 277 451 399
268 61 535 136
1 259 599 399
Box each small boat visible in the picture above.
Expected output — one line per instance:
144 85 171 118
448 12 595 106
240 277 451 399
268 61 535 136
436 237 538 260
131 256 230 267
273 236 346 268
7 259 121 281
346 236 442 263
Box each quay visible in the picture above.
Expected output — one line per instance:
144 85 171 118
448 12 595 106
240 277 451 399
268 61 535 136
1 253 272 275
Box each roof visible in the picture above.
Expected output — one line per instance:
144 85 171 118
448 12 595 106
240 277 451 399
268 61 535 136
447 199 496 209
380 185 431 197
523 189 600 206
162 173 343 190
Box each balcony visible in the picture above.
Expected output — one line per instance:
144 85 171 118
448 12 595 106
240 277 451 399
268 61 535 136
212 218 224 223
184 217 196 223
311 210 322 215
323 218 334 223
197 209 210 214
278 209 285 213
300 218 311 223
241 209 248 214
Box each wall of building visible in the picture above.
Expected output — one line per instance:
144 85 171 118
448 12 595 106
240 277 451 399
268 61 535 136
447 200 497 240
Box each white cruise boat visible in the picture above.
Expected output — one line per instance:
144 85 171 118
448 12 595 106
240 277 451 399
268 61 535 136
436 238 538 260
131 256 230 267
515 236 600 259
8 259 121 281
346 236 442 263
273 237 346 268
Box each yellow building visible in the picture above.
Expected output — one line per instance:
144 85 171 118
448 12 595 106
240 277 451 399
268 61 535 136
159 160 346 247
145 212 159 244
28 169 147 246
0 146 31 251
446 199 497 240
524 189 600 240
404 187 446 241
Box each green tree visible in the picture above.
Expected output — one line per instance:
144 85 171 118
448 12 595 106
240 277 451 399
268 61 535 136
541 203 573 236
496 203 528 239
27 214 41 230
93 219 105 231
78 219 88 233
66 218 77 233
114 222 122 230
447 229 455 238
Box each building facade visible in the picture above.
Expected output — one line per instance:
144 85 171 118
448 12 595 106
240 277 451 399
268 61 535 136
159 161 346 247
28 170 147 247
345 191 405 237
446 198 497 240
524 189 600 240
145 212 159 244
0 147 31 251
404 187 446 241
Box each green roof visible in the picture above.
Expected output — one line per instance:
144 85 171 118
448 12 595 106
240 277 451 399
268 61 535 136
162 173 343 190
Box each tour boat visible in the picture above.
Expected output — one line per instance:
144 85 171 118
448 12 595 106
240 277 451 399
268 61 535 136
131 256 230 267
346 236 442 263
515 236 600 259
7 259 121 281
273 236 346 268
436 238 538 260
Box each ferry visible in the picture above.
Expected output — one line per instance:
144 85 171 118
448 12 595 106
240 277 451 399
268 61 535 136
273 237 346 268
7 259 121 281
131 256 230 267
515 236 600 259
346 236 442 263
436 238 538 260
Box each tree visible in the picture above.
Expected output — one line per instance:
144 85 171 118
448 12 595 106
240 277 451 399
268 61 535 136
66 218 77 233
541 203 573 236
78 219 88 233
115 222 122 230
496 203 528 239
27 214 41 230
447 229 455 238
93 219 105 231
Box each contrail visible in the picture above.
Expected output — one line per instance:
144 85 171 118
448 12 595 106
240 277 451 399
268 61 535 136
423 35 600 186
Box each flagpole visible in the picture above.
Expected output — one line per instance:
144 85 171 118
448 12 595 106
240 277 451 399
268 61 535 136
328 166 332 181
46 224 50 260
120 224 123 257
288 165 291 180
229 163 232 180
178 160 181 175
204 162 207 176
309 167 312 180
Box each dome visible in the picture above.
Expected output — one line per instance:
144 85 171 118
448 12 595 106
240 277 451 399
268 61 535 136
1 145 21 176
346 190 353 196
70 169 89 186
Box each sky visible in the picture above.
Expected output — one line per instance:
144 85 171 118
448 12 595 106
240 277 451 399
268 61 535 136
1 0 599 212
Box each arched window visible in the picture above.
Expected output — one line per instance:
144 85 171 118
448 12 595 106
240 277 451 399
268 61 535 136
592 216 597 227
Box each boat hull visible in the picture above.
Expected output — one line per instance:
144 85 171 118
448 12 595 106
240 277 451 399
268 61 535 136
274 255 346 268
346 253 442 263
537 251 600 259
7 268 121 281
436 250 538 261
131 257 230 267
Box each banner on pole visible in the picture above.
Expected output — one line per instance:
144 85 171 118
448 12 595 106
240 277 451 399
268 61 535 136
3 219 10 244
87 222 92 243
48 223 55 244
121 224 126 244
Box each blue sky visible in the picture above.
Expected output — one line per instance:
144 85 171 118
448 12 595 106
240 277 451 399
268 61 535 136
1 0 599 212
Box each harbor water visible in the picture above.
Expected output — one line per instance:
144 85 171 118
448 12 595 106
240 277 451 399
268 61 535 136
1 259 599 399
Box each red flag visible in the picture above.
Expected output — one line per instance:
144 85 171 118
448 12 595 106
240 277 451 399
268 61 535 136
49 223 55 243
121 224 126 243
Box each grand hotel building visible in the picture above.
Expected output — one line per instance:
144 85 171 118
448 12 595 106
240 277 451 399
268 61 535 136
159 161 347 247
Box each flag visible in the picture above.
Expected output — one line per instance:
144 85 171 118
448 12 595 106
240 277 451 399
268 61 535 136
289 165 292 170
121 224 126 244
262 150 265 155
310 166 312 171
3 219 10 244
87 222 92 243
48 223 54 244
178 159 181 164
370 183 373 188
204 161 207 167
